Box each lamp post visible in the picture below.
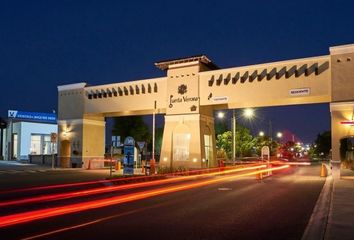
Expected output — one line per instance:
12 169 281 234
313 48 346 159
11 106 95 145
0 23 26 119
217 108 254 163
232 109 236 163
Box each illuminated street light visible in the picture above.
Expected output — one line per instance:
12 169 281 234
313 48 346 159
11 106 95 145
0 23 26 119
259 131 265 137
217 111 225 119
217 108 256 162
243 108 254 119
276 132 283 138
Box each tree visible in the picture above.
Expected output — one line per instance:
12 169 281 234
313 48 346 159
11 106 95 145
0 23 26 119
112 116 151 144
216 131 232 159
312 131 331 158
235 126 256 158
216 125 256 159
155 127 164 156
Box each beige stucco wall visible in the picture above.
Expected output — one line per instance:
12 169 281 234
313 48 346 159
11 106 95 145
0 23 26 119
166 62 201 115
330 45 354 102
199 55 331 109
160 113 216 169
330 44 354 171
58 84 105 168
84 77 167 117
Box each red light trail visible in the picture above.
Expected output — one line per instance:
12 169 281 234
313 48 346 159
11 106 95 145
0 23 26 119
0 165 257 195
0 165 267 207
0 165 289 228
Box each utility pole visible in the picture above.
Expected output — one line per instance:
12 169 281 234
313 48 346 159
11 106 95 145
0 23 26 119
269 120 273 155
152 100 156 161
232 109 236 164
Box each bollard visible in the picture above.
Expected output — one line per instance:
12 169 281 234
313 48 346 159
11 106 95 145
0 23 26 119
320 164 327 177
87 159 91 170
141 160 146 173
115 161 121 171
150 159 155 175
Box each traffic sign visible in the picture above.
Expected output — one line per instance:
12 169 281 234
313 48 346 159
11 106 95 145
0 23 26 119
111 135 120 147
123 136 135 175
124 136 135 146
137 141 145 151
50 133 57 143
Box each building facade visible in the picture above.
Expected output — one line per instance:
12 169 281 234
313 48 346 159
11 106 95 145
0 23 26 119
1 111 57 161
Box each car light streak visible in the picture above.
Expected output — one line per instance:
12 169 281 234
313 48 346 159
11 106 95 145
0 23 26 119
273 162 311 166
0 165 257 195
0 165 289 228
0 165 267 207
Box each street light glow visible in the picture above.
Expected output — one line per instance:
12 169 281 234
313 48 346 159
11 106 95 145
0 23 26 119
276 132 283 138
243 108 254 119
217 111 225 119
259 131 265 137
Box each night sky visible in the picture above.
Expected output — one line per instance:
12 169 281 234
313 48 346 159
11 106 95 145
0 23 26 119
1 0 354 143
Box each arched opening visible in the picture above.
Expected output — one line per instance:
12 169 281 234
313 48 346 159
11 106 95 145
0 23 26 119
340 136 354 170
172 123 191 164
60 140 71 168
203 125 213 168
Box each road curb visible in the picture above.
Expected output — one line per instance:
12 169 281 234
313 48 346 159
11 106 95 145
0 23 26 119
301 164 333 240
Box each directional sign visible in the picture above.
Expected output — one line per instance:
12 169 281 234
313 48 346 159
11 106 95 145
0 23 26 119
111 135 120 147
50 133 57 143
137 141 145 151
261 146 270 161
261 146 270 156
124 136 135 146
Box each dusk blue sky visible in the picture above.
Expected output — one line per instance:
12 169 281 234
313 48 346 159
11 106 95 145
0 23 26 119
1 0 354 143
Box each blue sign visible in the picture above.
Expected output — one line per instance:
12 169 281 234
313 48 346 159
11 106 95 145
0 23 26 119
123 136 135 175
8 110 57 123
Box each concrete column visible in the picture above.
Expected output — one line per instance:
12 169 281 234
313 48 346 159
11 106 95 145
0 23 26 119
160 113 216 169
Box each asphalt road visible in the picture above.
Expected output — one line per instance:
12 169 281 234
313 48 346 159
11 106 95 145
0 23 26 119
0 164 324 240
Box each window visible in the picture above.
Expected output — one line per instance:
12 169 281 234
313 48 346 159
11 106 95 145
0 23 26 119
204 134 212 166
30 134 53 155
30 135 41 155
43 135 51 154
12 134 18 159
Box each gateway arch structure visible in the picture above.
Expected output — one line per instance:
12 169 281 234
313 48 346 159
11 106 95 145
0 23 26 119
58 43 354 170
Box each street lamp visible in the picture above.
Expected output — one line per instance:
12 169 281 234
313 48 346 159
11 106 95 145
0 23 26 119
216 108 255 163
276 132 283 138
229 108 255 163
259 131 265 137
243 108 255 119
217 111 225 119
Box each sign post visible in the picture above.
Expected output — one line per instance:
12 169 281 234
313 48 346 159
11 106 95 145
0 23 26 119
50 133 57 169
110 136 119 177
261 146 271 176
137 141 145 170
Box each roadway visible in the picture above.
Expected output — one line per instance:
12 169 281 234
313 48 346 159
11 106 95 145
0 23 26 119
0 164 324 240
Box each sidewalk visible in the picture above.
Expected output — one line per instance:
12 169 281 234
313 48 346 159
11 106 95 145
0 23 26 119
325 168 354 240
